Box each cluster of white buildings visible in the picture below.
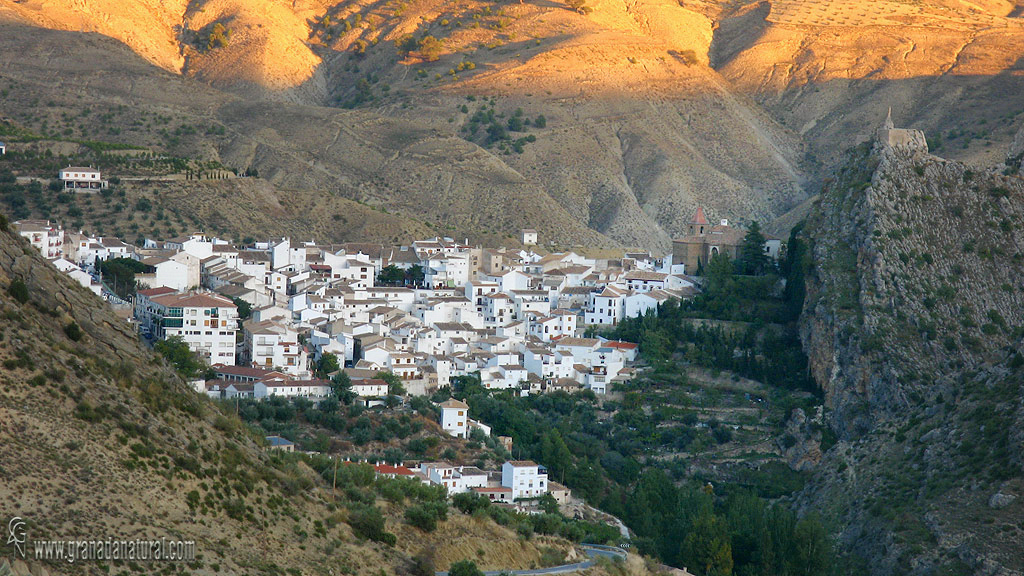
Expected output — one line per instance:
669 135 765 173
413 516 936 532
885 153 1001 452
17 222 703 399
369 459 566 504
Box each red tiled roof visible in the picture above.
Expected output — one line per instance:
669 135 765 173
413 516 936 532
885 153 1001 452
691 206 709 226
374 464 415 476
605 341 638 350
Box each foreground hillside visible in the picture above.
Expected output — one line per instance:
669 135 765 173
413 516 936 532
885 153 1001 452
798 142 1024 574
0 218 648 575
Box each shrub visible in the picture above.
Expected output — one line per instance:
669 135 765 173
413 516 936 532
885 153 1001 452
64 321 83 341
453 491 491 514
7 279 29 304
207 23 230 50
448 560 484 576
405 502 443 531
350 505 394 544
419 36 444 62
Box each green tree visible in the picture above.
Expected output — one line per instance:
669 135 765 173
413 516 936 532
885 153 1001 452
792 515 830 576
408 264 425 286
377 371 406 396
739 221 769 276
100 257 147 299
232 297 252 320
316 353 341 378
378 265 406 285
155 336 205 377
540 430 573 483
706 252 734 294
331 371 356 404
681 512 733 576
448 560 484 576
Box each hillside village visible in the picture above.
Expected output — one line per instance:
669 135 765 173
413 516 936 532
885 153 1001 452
11 168 781 505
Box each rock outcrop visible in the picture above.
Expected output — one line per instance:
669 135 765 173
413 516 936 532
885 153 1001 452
796 120 1024 575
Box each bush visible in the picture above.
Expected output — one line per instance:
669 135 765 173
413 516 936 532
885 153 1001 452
64 321 83 342
419 36 444 62
349 506 395 544
448 560 484 576
7 279 29 304
405 502 446 532
453 491 491 514
207 23 230 50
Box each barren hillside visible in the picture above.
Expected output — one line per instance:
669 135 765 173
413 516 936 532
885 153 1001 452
3 0 1024 247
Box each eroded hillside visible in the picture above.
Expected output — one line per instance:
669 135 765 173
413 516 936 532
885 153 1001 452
712 0 1024 169
0 0 815 250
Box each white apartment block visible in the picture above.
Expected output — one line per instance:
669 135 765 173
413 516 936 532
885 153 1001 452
502 461 548 500
14 220 64 259
145 291 239 364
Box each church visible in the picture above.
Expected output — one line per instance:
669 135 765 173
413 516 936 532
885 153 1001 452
671 207 780 274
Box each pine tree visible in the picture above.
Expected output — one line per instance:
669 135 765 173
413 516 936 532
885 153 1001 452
739 221 769 275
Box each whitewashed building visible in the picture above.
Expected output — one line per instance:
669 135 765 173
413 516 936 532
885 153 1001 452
14 220 64 259
502 461 548 500
440 398 470 438
144 291 239 364
59 166 107 190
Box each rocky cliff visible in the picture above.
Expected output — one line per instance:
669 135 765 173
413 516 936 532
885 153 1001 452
797 137 1024 574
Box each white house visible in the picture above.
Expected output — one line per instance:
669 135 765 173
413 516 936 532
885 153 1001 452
243 319 309 376
137 256 190 291
351 378 389 397
424 253 469 289
521 229 538 245
59 166 107 190
14 220 64 259
254 377 332 399
584 285 629 326
439 398 470 438
52 258 102 296
502 461 548 500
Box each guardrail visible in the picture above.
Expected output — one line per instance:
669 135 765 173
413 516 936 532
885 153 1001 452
434 544 626 576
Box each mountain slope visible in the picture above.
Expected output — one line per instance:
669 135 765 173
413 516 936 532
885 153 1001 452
796 140 1024 575
711 0 1024 170
0 0 814 250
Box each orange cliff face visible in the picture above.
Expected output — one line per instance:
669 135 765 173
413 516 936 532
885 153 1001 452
5 0 1024 101
1 0 191 74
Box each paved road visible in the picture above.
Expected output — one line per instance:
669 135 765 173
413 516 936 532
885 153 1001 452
435 544 627 576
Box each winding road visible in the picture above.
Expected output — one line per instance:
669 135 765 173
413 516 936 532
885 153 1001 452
435 544 627 576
